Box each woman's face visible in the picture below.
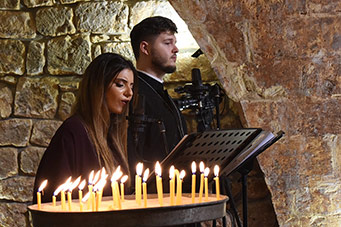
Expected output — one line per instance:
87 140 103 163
106 68 134 114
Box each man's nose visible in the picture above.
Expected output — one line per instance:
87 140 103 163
173 45 179 53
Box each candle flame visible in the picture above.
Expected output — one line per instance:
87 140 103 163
214 165 220 177
136 162 143 176
81 191 90 203
93 178 106 191
88 170 94 184
78 179 86 191
179 170 186 180
143 168 150 182
120 175 128 184
62 177 72 191
38 179 48 192
155 161 161 177
93 170 101 185
111 166 122 182
169 165 175 179
191 161 196 174
199 161 205 173
53 183 65 196
204 167 210 177
69 176 81 191
100 167 106 179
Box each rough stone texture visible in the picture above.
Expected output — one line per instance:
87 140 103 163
0 11 35 39
58 92 76 120
23 0 54 8
0 147 18 180
0 40 25 75
0 176 34 202
36 6 76 37
58 77 81 92
169 0 341 226
26 41 45 76
129 1 164 28
0 0 20 9
102 42 134 61
0 203 28 227
0 119 32 147
20 146 45 175
0 84 13 118
61 0 89 4
75 2 128 34
0 76 17 85
47 34 91 75
14 77 59 118
30 120 62 147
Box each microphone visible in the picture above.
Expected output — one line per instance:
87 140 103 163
130 94 146 145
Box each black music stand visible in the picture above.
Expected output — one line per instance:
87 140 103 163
147 128 283 227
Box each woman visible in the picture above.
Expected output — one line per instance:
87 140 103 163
33 53 137 203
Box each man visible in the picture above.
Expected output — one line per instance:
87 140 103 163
128 16 187 172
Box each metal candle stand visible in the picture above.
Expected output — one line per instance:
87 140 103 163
147 128 284 227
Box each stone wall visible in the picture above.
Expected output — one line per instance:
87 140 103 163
0 0 245 226
169 0 341 226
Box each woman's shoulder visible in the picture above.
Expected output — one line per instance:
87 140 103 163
57 115 88 135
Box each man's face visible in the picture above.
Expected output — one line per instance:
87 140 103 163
150 31 179 74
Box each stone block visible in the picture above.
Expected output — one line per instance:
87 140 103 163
0 176 34 202
20 146 45 175
75 2 128 34
47 34 91 75
0 203 27 227
58 77 81 92
130 1 163 28
30 120 62 147
23 0 54 8
102 42 134 61
36 6 76 37
0 40 25 75
0 84 13 118
0 11 35 39
61 0 89 4
307 0 341 13
14 77 59 119
26 41 45 76
58 92 76 121
0 0 20 9
0 147 18 180
0 119 32 147
0 76 17 85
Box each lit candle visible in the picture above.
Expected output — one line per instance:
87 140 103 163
176 170 186 205
37 180 48 210
142 168 149 208
135 163 143 205
199 161 205 202
169 166 175 205
174 169 180 204
52 184 64 207
67 176 81 211
214 165 220 200
155 161 163 206
87 170 94 210
78 179 86 211
94 178 107 211
61 177 71 211
120 175 128 201
81 191 90 211
111 166 122 209
204 167 210 201
191 161 196 203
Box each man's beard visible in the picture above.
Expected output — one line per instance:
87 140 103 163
151 52 176 74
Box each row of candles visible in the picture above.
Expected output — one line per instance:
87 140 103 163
36 161 220 211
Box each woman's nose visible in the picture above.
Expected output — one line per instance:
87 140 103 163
125 86 133 98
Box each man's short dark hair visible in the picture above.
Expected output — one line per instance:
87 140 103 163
130 16 178 60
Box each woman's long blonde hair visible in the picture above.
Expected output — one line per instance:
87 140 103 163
74 53 137 177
